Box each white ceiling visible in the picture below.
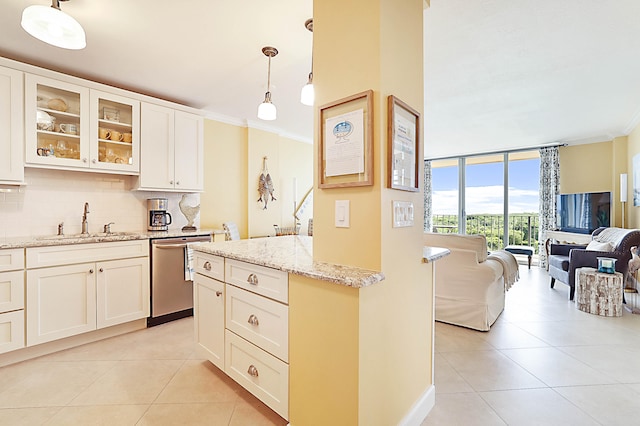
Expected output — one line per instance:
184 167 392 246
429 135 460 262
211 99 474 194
425 0 640 159
2 1 640 159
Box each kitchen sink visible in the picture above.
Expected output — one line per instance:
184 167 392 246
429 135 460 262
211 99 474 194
37 232 140 240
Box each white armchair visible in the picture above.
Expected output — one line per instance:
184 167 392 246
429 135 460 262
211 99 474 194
424 233 505 331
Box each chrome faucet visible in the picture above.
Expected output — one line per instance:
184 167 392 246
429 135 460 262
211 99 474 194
81 202 90 235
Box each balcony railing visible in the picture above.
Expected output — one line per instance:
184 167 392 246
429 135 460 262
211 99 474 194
431 213 540 253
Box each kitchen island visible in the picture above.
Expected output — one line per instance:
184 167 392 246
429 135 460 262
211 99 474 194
190 235 448 424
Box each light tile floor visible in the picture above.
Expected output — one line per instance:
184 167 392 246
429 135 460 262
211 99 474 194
0 317 287 425
424 265 640 426
3 266 640 425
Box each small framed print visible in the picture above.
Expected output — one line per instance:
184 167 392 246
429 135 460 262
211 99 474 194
102 107 120 122
387 95 421 192
318 90 374 189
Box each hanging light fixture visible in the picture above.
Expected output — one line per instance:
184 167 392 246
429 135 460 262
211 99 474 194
257 46 278 121
21 0 86 50
300 18 315 106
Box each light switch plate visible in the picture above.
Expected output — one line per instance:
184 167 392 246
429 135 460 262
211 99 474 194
335 200 350 228
392 201 414 227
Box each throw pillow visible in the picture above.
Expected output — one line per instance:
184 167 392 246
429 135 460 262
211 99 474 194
586 240 614 252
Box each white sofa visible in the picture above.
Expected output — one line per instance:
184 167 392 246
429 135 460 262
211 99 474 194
424 233 505 331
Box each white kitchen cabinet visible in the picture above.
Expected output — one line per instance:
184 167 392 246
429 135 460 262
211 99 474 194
96 257 149 329
89 90 140 173
25 74 141 175
193 252 289 420
138 103 204 191
25 74 90 169
0 310 25 354
26 240 149 346
26 262 97 346
194 272 225 370
0 66 24 184
0 248 25 354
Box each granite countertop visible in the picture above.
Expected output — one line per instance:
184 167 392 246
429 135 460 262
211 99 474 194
0 229 214 249
190 235 386 288
423 246 450 263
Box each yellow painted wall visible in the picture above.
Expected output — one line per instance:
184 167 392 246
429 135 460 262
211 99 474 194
200 119 248 237
559 142 613 194
305 0 431 424
247 128 313 238
559 140 629 227
201 120 312 238
289 275 360 425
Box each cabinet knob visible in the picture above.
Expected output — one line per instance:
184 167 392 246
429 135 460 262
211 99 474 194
203 261 212 271
82 158 88 163
169 180 174 185
176 181 180 185
247 365 259 377
92 159 97 164
247 273 259 285
215 291 222 297
247 314 259 326
89 268 94 274
99 268 104 272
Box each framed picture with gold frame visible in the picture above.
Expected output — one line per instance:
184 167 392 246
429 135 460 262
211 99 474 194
318 90 374 188
387 95 420 192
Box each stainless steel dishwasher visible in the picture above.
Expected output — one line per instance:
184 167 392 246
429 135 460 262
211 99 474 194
148 234 212 327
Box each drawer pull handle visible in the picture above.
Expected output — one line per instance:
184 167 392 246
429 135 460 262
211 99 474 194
215 291 222 297
247 365 259 377
203 261 212 271
248 314 259 326
247 273 259 285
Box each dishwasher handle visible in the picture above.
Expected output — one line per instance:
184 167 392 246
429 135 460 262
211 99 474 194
153 243 188 249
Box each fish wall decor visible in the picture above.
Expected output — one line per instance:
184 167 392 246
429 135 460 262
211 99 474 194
258 156 276 209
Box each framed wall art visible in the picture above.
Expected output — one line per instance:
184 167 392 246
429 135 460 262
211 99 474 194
318 90 373 188
387 95 420 192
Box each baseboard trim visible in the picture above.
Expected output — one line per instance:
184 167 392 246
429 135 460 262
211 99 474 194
398 384 436 426
0 319 147 367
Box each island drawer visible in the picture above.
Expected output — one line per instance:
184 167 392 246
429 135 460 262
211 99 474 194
0 248 24 272
226 284 288 362
0 270 24 314
193 252 224 282
225 330 288 420
225 259 288 303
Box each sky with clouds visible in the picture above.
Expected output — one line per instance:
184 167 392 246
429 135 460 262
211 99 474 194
432 158 540 215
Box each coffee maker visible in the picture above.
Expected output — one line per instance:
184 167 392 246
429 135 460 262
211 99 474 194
147 198 172 231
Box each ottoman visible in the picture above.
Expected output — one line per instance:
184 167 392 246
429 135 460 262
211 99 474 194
575 267 623 316
504 245 534 269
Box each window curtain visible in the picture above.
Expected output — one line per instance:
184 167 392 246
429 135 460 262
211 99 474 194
424 159 432 232
538 146 559 268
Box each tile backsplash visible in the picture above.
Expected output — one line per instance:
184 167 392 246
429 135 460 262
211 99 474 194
0 168 200 239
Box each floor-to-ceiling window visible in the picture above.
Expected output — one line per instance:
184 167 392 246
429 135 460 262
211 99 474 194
466 154 505 248
430 150 540 253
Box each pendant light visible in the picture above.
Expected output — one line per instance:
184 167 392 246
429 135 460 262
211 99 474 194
21 0 86 50
257 46 278 121
300 18 315 106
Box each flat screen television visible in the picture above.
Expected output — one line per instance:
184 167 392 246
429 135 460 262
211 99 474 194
557 192 611 234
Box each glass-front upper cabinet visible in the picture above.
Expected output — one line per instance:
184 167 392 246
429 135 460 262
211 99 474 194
25 74 140 174
25 74 89 168
89 90 140 173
